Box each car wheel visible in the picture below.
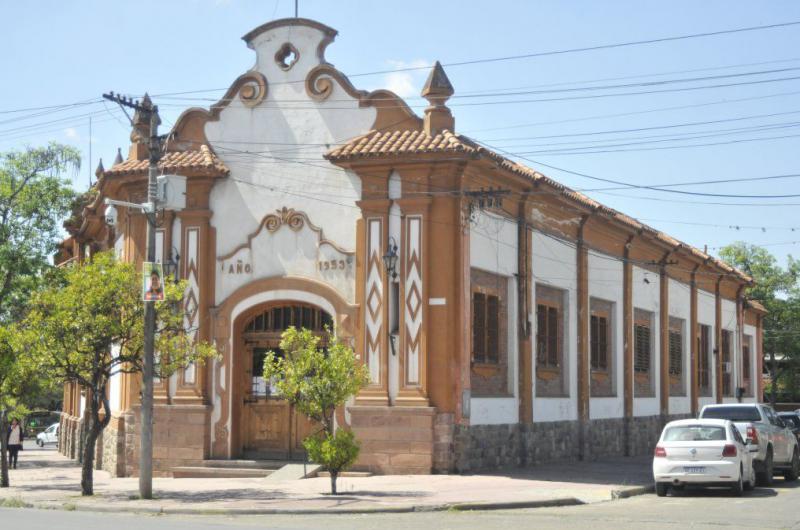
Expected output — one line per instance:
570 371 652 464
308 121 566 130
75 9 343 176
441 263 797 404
36 439 43 447
731 472 744 497
784 449 799 482
757 449 774 487
655 483 668 497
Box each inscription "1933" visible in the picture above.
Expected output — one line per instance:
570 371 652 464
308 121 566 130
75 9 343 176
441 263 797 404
318 258 352 271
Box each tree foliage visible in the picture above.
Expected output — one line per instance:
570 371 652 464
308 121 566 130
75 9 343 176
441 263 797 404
0 144 78 488
0 143 78 323
20 251 218 495
263 327 368 494
719 242 800 402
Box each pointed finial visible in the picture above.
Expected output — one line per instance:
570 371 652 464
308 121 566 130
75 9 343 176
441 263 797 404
420 61 455 136
113 147 124 166
421 61 454 101
95 158 105 178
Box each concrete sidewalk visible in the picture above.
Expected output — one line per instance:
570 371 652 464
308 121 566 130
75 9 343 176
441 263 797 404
0 448 653 514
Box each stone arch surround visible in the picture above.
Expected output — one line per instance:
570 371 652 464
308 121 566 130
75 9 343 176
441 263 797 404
209 276 358 457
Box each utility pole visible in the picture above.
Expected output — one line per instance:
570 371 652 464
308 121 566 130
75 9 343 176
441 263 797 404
102 91 162 499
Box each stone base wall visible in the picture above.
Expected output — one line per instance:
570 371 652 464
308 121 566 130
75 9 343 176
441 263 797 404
349 405 435 474
59 413 83 461
448 414 689 473
101 417 126 477
122 404 210 477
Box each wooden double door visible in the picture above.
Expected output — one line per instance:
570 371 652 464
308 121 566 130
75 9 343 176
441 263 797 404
240 303 330 460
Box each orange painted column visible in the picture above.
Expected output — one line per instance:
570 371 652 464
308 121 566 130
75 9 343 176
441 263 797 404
518 207 533 424
715 278 723 403
576 219 590 424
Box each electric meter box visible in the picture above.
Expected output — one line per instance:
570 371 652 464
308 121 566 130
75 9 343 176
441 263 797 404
156 174 187 211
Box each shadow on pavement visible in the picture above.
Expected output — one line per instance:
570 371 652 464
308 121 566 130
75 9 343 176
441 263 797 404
475 456 652 487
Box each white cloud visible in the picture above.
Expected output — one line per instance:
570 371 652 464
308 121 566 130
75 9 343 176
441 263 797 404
380 59 430 99
64 127 80 140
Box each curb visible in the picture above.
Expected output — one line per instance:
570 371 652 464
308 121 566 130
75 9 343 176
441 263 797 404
610 485 654 500
9 496 586 516
4 486 652 516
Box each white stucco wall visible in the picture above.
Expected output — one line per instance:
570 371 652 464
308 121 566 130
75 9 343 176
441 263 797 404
588 250 624 420
205 23 377 307
668 279 691 415
531 231 578 423
108 344 121 413
632 266 660 417
469 211 519 425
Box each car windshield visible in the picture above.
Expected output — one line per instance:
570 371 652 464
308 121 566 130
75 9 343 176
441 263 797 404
664 425 727 442
701 406 762 422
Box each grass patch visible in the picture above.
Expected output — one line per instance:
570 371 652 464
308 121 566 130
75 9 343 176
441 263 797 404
62 503 77 511
0 497 32 509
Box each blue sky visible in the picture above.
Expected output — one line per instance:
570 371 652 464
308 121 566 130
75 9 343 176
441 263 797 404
2 0 800 264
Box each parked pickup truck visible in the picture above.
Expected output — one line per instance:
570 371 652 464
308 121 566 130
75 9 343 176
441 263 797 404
699 403 799 486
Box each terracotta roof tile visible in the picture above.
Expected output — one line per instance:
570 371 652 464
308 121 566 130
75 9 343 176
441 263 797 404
103 145 229 178
325 128 752 283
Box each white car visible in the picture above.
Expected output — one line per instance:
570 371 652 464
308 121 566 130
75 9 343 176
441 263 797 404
653 419 757 496
36 423 59 447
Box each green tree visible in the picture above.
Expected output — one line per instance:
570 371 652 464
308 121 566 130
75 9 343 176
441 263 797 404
0 144 78 488
0 143 78 323
263 327 369 494
0 324 54 487
21 251 218 496
718 242 800 403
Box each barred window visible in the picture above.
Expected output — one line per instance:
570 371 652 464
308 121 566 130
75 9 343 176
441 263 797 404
699 324 711 390
722 329 733 396
743 335 752 380
590 314 609 371
472 292 500 364
634 322 651 374
669 329 683 375
536 304 560 367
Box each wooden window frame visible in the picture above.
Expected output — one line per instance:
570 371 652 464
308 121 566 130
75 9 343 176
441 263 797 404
633 310 652 376
698 324 711 392
668 318 684 377
536 294 563 370
590 308 611 373
721 329 733 396
472 286 502 366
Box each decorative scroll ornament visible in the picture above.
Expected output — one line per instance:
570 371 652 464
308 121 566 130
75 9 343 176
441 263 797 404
263 206 306 233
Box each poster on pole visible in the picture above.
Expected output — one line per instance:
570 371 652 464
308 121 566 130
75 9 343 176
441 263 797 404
142 262 165 302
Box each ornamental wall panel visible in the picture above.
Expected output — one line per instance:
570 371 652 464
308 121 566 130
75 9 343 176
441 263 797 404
404 216 422 385
365 218 384 385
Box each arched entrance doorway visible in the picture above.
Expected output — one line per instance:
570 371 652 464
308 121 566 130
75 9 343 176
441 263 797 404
238 302 332 459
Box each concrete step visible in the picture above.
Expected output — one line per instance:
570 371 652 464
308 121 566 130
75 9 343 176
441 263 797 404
316 470 373 478
200 459 288 470
172 466 275 479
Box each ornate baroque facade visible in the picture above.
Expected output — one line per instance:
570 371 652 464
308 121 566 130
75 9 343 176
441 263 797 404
59 18 765 476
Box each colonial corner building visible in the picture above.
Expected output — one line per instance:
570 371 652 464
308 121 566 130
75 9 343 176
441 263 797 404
58 18 765 477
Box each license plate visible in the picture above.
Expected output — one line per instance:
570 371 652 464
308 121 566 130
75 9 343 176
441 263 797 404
684 466 706 473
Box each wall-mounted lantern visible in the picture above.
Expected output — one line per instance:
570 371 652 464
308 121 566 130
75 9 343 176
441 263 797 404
382 237 399 281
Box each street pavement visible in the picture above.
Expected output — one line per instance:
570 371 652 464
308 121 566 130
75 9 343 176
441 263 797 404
1 480 799 530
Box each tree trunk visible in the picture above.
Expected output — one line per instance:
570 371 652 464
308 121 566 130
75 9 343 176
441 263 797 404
0 412 9 488
81 418 99 496
330 470 338 495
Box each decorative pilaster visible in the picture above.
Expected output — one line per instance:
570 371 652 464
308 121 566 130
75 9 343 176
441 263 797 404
622 238 634 428
397 197 431 406
356 199 390 405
